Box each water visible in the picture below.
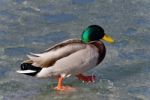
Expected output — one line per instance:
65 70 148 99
0 0 150 100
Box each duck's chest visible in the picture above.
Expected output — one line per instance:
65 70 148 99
90 41 106 65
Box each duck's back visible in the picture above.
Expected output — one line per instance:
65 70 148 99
26 39 87 67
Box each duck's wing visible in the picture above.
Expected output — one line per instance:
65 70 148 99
44 38 82 52
24 38 86 68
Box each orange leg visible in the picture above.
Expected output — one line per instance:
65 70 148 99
56 77 63 89
54 77 76 91
76 74 96 83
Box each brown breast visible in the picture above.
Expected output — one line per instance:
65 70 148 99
90 41 106 65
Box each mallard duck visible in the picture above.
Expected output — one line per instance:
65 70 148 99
17 25 114 91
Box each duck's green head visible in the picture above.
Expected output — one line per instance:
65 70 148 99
81 25 114 43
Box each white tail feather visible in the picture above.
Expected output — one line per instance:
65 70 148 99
29 52 42 57
16 70 36 74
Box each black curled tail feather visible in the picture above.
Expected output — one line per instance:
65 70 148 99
20 63 42 76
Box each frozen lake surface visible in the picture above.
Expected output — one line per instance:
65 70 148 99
0 0 150 100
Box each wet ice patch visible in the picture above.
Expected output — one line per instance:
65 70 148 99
13 0 26 4
128 86 150 95
20 13 77 26
119 52 135 60
0 10 18 21
134 18 150 26
0 77 42 100
89 78 115 94
97 79 114 90
4 47 34 56
0 39 21 47
38 4 54 13
128 86 150 99
18 7 40 13
23 32 69 44
72 0 94 4
124 28 137 36
0 80 22 93
0 31 8 39
41 13 78 24
0 66 10 79
114 40 129 48
119 48 149 60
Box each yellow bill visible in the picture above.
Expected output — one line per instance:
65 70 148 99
102 34 115 44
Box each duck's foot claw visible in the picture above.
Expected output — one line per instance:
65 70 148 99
54 86 76 91
76 74 96 83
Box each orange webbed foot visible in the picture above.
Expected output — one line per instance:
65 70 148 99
76 74 96 83
54 76 76 91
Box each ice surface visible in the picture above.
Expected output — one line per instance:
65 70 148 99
0 0 150 100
